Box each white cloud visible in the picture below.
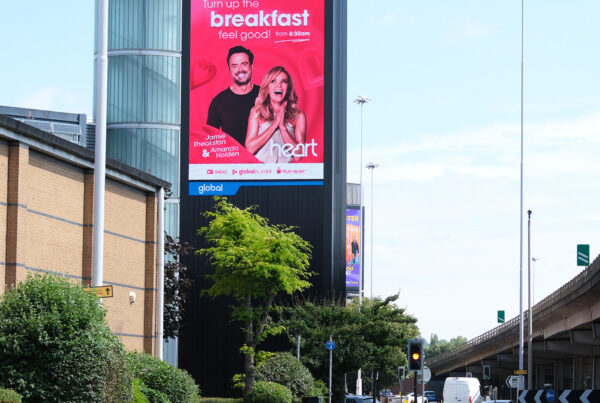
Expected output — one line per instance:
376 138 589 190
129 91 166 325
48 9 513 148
348 110 600 186
350 110 600 340
448 16 502 38
367 13 397 26
464 21 501 37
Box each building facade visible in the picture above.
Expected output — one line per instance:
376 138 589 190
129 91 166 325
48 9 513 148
101 0 183 363
0 114 169 353
104 0 181 235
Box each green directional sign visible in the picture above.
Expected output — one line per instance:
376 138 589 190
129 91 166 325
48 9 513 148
497 310 505 323
577 244 590 266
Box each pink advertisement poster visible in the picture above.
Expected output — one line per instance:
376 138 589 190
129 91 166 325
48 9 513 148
189 0 325 181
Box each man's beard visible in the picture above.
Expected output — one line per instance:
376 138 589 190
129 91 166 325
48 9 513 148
233 72 251 86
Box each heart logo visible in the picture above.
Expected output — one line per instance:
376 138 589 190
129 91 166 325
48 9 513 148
191 59 216 90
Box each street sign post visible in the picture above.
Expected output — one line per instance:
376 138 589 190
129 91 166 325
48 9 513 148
327 337 334 403
577 244 590 266
398 366 405 396
84 285 113 298
514 369 527 375
506 375 519 389
416 367 431 384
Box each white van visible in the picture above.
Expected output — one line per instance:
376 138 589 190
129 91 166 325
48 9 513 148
442 377 484 403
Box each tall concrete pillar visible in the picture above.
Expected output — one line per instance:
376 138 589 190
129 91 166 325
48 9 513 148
573 355 583 389
538 365 546 389
554 360 564 390
594 357 600 389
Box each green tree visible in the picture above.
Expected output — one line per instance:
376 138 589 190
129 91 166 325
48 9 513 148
0 274 132 402
425 334 468 358
164 233 195 339
198 197 313 399
280 295 419 398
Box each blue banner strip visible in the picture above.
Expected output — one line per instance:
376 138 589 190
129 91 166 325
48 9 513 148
189 181 324 196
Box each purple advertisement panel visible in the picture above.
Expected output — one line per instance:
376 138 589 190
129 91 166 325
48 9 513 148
346 208 361 289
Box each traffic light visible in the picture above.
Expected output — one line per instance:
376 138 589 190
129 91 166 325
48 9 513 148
398 366 406 380
408 339 424 371
483 365 490 380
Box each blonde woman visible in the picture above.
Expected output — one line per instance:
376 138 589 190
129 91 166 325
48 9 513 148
245 66 306 163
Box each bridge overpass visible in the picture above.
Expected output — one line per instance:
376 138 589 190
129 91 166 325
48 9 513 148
427 255 600 392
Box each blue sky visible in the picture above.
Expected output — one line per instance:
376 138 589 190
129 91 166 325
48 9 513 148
1 1 599 343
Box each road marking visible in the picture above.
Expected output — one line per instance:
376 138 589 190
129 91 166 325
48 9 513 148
581 390 591 403
559 390 571 403
518 390 526 403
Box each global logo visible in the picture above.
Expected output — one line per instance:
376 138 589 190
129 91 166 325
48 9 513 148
197 184 224 194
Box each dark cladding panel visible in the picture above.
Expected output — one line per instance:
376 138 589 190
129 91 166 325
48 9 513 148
179 0 346 396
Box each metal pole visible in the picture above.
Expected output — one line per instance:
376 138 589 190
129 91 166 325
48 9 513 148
413 371 417 403
532 257 540 304
92 0 108 289
370 167 374 299
297 335 301 361
358 99 363 398
157 188 165 359
366 162 378 299
518 0 525 392
353 95 370 304
527 210 532 389
353 96 370 396
329 335 333 403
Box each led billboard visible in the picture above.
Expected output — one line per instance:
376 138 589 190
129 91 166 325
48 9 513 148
346 208 361 289
189 0 324 191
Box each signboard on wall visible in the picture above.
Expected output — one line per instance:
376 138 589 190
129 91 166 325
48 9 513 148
189 0 325 194
346 208 361 289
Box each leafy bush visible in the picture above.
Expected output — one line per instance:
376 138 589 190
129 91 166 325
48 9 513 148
135 378 170 403
199 399 243 403
310 380 328 398
103 336 135 402
127 351 201 403
255 352 315 398
0 274 132 402
247 381 292 403
0 387 21 402
133 379 151 403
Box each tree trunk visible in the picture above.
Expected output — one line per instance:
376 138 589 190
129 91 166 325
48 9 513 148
243 296 254 401
242 293 274 400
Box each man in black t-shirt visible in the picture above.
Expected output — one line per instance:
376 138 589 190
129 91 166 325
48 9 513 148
207 45 260 146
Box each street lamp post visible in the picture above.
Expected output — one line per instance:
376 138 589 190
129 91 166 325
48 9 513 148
527 210 532 390
518 0 526 393
353 95 371 305
366 162 378 299
532 257 540 305
353 95 370 396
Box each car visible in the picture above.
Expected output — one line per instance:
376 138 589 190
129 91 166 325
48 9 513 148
424 391 439 402
346 395 381 403
443 377 484 403
380 389 394 397
400 393 428 403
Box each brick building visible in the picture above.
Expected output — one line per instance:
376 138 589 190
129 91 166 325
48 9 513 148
0 114 169 353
